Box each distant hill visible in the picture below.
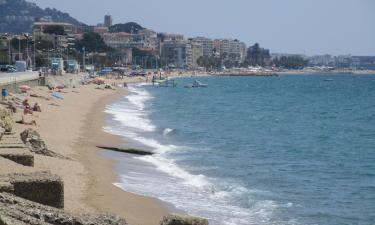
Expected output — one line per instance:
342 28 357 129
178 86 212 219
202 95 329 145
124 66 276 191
109 22 144 34
0 0 85 33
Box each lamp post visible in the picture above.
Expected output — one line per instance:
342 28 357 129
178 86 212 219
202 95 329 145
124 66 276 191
6 34 11 65
82 47 86 72
18 35 21 61
24 33 29 69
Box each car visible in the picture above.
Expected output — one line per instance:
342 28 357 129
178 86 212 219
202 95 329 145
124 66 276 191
0 65 16 72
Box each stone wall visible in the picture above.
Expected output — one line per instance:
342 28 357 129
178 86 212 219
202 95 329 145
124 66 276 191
1 171 64 209
0 193 128 225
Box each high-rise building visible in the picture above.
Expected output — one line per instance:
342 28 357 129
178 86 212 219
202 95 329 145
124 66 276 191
104 15 113 27
188 40 203 68
161 40 189 68
213 39 247 62
192 37 214 56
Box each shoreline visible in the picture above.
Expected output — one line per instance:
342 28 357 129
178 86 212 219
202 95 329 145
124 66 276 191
9 77 170 225
75 85 170 225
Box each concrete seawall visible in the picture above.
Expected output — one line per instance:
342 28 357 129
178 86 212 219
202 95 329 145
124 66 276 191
0 72 44 94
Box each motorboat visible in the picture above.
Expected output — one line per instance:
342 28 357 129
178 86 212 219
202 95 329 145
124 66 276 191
185 80 208 88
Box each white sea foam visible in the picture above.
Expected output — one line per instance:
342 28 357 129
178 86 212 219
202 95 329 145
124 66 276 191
104 85 156 132
163 128 174 136
105 84 296 225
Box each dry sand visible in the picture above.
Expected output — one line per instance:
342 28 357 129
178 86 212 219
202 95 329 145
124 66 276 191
12 78 169 225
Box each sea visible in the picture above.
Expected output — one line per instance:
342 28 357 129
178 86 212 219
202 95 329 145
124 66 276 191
103 73 375 225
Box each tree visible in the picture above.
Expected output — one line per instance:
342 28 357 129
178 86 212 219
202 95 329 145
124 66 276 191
35 54 48 67
132 48 158 68
273 56 308 69
197 55 222 70
43 25 66 35
75 32 108 53
109 22 144 34
35 39 54 51
10 38 27 50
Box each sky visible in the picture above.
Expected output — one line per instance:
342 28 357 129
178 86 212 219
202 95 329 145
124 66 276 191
28 0 375 56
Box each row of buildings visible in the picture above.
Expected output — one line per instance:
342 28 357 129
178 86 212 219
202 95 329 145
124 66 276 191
271 53 375 70
307 54 375 69
29 15 249 69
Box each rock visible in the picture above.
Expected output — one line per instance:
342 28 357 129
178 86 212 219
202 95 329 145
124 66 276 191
0 105 13 132
0 105 11 118
97 146 154 155
160 215 209 225
0 127 5 140
20 129 68 159
0 192 128 225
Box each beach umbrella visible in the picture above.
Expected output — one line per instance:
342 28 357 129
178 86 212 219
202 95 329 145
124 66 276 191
55 85 65 90
19 85 31 91
95 77 105 81
94 77 105 84
51 92 64 100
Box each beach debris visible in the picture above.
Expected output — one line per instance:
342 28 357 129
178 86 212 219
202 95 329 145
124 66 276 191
96 146 153 156
20 129 69 159
51 92 64 100
0 105 13 132
0 193 128 225
49 103 60 107
160 214 209 225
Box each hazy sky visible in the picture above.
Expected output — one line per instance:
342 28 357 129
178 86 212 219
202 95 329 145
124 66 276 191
28 0 375 56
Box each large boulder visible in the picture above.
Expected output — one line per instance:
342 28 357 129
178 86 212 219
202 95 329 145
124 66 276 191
20 129 67 159
160 215 209 225
0 105 13 132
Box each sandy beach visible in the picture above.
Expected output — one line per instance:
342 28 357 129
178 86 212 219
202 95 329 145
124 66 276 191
11 76 169 225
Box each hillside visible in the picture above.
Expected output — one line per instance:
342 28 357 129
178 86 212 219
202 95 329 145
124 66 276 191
0 0 85 33
109 22 144 34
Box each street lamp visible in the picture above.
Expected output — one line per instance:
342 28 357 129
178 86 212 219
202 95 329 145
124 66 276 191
18 35 21 61
24 33 30 69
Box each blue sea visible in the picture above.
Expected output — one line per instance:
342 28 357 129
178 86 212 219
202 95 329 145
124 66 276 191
103 74 375 225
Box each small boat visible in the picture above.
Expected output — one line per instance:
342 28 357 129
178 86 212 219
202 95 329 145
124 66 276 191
324 79 334 82
185 80 208 88
154 78 177 87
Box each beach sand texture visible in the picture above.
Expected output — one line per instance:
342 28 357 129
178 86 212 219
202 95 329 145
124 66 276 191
11 77 168 225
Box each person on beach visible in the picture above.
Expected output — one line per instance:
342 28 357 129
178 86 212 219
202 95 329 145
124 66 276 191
22 99 33 115
32 103 41 112
22 99 30 108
